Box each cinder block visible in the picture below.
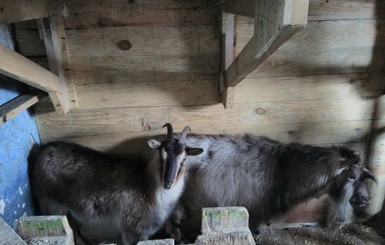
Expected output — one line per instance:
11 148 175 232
0 217 27 245
137 238 175 245
17 216 74 245
195 227 255 245
197 207 255 245
201 207 249 234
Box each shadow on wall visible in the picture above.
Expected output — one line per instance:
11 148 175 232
362 0 385 235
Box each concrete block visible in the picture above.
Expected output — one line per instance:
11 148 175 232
201 207 249 234
17 216 74 245
195 227 255 245
0 217 27 245
137 239 174 245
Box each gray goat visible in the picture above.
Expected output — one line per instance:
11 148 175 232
29 124 203 245
328 163 375 228
170 134 374 241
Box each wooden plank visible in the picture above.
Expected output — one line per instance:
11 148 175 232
70 55 218 85
60 0 218 28
237 0 384 23
0 0 48 24
308 0 385 20
33 72 385 139
0 91 46 125
0 44 69 114
0 217 27 245
66 25 219 58
235 19 385 77
36 119 385 154
222 0 255 17
40 17 78 108
237 19 384 54
234 73 385 104
75 80 218 109
34 97 380 140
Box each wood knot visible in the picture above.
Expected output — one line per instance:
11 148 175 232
287 130 295 135
117 40 132 50
255 107 266 115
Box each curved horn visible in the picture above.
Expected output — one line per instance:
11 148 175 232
162 123 174 142
179 126 191 144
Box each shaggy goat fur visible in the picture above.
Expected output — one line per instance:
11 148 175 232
29 125 203 245
171 134 368 241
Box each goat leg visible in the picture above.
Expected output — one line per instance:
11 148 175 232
66 212 91 245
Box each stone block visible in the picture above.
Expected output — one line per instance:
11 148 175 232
201 207 249 234
0 217 27 245
137 238 174 245
195 227 255 245
17 216 74 245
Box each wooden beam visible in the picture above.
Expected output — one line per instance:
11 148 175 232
0 91 46 126
0 44 70 114
0 0 48 24
39 17 78 108
220 12 236 108
224 0 308 88
222 0 255 17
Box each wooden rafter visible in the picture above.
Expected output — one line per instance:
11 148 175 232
0 44 70 114
221 0 309 108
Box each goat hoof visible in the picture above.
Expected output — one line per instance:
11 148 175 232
252 233 262 244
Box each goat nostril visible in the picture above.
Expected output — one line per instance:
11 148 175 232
164 182 173 189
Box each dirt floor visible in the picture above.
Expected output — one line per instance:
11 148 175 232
260 224 384 245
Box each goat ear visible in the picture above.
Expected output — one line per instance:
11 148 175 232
148 139 161 149
186 147 203 156
362 168 377 182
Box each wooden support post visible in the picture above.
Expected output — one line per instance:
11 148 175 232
0 44 70 114
0 0 48 24
221 0 309 103
38 17 78 109
220 12 236 108
17 216 74 245
0 91 46 125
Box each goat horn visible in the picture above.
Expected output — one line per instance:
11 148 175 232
162 123 174 142
179 126 191 144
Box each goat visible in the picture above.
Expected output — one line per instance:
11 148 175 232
29 123 203 245
169 134 372 241
328 163 376 228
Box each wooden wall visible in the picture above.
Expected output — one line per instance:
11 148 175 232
15 0 385 220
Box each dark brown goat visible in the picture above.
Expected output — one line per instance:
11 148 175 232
29 124 203 245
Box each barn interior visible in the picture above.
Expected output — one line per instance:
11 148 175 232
1 0 385 244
